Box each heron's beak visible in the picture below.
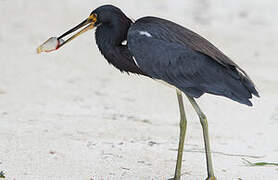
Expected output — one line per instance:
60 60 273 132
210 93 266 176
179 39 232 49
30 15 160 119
57 14 97 49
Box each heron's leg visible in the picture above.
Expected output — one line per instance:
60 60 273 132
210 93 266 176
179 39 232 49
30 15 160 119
185 95 216 180
174 89 187 180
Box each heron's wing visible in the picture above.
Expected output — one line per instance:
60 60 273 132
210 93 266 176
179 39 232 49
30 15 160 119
127 22 258 105
129 17 254 84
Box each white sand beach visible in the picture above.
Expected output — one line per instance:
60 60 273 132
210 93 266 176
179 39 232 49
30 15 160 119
0 0 278 179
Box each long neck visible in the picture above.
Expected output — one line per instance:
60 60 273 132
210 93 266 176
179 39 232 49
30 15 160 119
95 21 145 75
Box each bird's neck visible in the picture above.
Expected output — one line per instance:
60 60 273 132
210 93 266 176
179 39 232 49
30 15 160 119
95 23 145 75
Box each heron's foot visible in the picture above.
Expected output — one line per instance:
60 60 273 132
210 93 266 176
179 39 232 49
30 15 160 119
168 177 180 180
206 176 217 180
168 175 182 180
168 175 216 180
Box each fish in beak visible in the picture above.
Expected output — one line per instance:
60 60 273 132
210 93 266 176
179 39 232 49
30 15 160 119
37 14 97 54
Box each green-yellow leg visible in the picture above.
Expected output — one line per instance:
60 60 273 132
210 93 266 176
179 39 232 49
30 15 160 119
174 90 187 180
186 95 217 180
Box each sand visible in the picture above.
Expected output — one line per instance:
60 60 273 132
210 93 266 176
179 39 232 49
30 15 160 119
0 0 278 179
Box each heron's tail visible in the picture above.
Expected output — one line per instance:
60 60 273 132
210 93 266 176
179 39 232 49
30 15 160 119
223 69 259 106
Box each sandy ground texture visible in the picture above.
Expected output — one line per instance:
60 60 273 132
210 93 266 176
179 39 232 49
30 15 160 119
0 0 278 179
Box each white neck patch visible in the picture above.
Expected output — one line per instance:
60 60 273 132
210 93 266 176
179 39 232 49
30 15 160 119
121 40 127 45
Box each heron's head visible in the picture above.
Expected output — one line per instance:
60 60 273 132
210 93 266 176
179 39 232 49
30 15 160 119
58 5 131 48
91 5 129 26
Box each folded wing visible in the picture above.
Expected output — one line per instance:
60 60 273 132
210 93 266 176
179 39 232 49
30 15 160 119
127 17 259 106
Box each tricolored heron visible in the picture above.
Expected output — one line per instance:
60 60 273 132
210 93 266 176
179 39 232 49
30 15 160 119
53 5 259 180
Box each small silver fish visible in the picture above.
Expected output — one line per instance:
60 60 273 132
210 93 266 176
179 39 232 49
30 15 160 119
37 37 64 54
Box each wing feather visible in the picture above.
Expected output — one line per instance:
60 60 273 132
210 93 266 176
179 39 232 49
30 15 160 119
130 17 255 85
127 18 259 105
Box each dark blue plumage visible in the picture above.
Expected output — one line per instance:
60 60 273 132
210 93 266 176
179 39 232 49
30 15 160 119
91 5 259 106
127 17 259 106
